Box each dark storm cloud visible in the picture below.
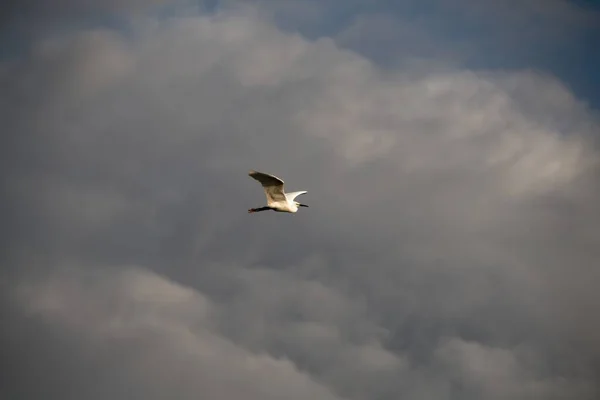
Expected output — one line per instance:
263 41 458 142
1 4 600 400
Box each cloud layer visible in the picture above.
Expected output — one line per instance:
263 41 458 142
2 4 599 400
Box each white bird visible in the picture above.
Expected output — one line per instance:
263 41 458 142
247 170 309 214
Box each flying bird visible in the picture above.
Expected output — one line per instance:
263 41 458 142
247 170 309 214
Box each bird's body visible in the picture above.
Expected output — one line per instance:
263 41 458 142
247 170 309 214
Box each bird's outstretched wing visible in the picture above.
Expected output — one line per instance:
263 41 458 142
249 170 286 203
285 191 307 201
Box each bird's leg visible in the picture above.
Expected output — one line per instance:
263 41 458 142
248 206 271 213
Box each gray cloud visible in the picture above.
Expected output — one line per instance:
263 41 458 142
231 0 600 107
2 0 172 21
1 6 600 400
0 0 179 57
9 266 344 400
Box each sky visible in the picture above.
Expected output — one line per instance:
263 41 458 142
1 1 600 400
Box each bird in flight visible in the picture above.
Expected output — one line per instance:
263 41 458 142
247 170 309 214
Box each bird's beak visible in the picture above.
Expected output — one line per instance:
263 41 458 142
299 203 309 207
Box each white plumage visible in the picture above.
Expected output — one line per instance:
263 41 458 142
248 170 309 214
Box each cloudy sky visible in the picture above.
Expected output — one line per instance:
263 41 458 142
1 1 600 399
